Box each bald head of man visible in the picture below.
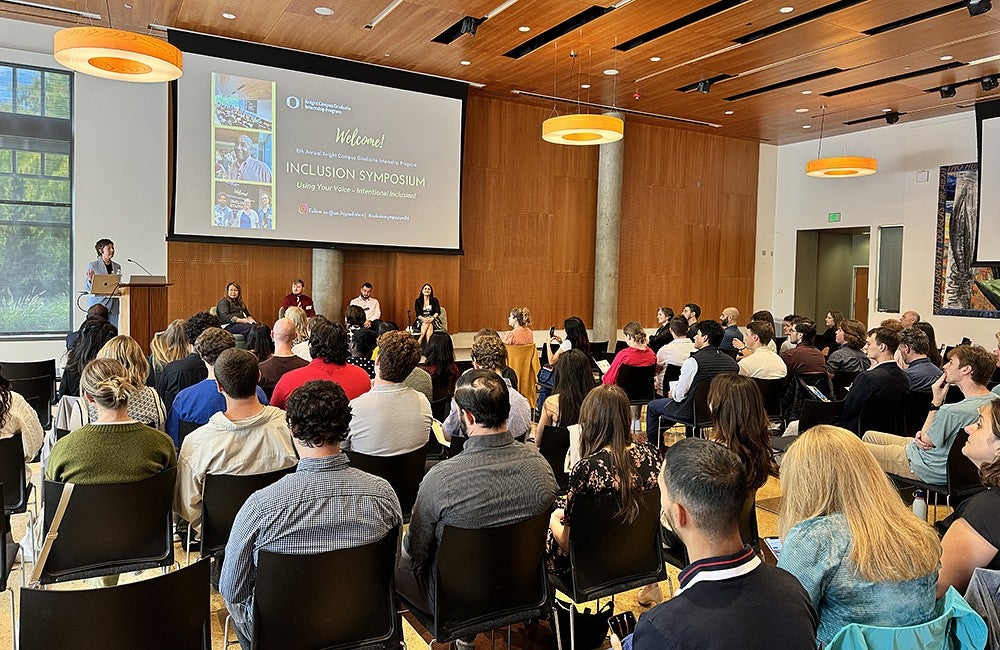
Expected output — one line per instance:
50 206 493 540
272 318 297 355
721 307 740 327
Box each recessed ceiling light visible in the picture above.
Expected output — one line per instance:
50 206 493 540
581 84 590 89
460 60 471 66
650 56 661 62
314 7 334 15
801 90 812 95
222 12 236 19
779 6 794 13
882 107 893 112
724 110 734 115
795 107 809 113
518 25 530 32
603 69 619 76
123 2 132 8
803 124 811 129
940 55 954 61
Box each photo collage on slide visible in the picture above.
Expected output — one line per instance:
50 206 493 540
211 73 276 231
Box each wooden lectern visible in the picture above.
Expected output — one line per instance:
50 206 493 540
119 277 171 353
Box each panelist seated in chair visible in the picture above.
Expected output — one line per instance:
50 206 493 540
174 349 298 535
220 380 401 650
611 439 817 650
397 370 557 623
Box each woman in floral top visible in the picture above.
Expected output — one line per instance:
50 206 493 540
546 384 661 580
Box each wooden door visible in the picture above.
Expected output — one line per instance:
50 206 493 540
853 266 869 327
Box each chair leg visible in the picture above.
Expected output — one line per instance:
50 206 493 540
185 526 191 566
569 602 576 650
552 606 563 650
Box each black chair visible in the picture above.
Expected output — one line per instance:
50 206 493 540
690 380 714 439
798 398 845 433
663 495 759 569
1 483 19 638
721 348 739 360
589 340 610 356
36 467 176 584
347 447 427 517
831 370 859 401
455 359 474 374
890 430 986 520
782 372 834 423
399 512 550 646
193 467 296 562
430 396 452 422
178 420 202 446
250 527 401 650
20 558 212 650
536 425 571 491
903 390 933 433
1 359 56 429
549 490 666 650
0 433 35 529
662 364 682 388
615 364 656 405
751 377 785 427
857 397 907 437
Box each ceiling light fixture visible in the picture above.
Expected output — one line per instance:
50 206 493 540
519 26 530 32
724 110 734 115
882 108 893 112
53 26 183 82
460 60 471 66
801 90 813 95
581 84 590 89
779 6 794 13
366 0 404 28
314 7 334 15
940 55 954 61
968 0 992 16
795 107 809 113
222 12 236 19
604 69 619 76
940 85 957 98
542 114 624 145
806 106 877 177
885 111 901 124
803 125 811 128
983 75 999 91
696 79 712 93
650 56 661 62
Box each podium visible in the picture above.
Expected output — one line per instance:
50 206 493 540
119 277 171 353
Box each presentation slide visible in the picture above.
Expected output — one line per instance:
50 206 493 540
976 100 1000 264
170 38 465 252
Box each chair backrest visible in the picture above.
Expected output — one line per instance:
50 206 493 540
253 527 401 650
19 557 211 650
857 397 907 437
946 430 986 496
0 433 29 514
178 420 202 446
692 380 713 429
751 377 784 422
1 359 56 381
663 364 682 386
590 340 610 355
721 348 739 360
798 399 845 433
783 372 835 422
434 512 549 641
536 425 571 489
438 306 448 332
201 467 296 555
39 467 177 583
347 448 427 516
9 373 55 430
0 482 12 591
505 344 540 403
566 490 666 602
903 390 933 434
663 494 759 569
615 364 656 403
831 370 860 401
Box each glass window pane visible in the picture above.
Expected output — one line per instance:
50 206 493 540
0 203 71 224
43 71 70 119
0 222 72 333
15 150 41 175
15 68 41 116
876 226 903 313
0 66 12 113
43 153 69 177
0 149 11 174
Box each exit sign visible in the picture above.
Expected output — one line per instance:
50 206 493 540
828 212 842 223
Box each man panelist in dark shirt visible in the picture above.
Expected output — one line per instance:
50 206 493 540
396 369 558 626
613 439 818 650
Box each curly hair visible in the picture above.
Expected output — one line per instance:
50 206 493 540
285 380 352 447
184 311 222 345
377 331 421 383
194 327 236 365
977 400 1000 487
470 335 508 371
509 307 531 327
309 318 350 365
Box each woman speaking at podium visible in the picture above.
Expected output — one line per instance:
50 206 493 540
84 238 122 328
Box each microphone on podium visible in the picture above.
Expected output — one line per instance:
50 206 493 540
127 258 154 275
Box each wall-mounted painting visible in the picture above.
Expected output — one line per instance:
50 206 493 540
933 162 1000 318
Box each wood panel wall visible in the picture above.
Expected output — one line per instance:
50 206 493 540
167 92 758 334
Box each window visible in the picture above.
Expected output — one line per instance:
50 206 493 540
876 225 903 313
0 63 72 335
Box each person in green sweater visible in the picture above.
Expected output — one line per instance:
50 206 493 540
47 358 176 484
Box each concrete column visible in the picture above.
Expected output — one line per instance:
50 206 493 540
312 248 343 321
592 112 625 345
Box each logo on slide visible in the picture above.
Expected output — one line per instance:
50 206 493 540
297 203 309 214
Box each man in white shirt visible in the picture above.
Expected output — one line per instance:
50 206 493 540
655 317 696 393
349 282 381 328
738 320 787 380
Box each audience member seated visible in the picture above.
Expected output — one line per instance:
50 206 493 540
376 321 433 403
644 320 738 440
654 317 695 394
778 425 940 646
818 310 845 357
244 323 273 362
500 306 534 346
534 350 595 448
602 321 655 386
217 281 256 336
0 366 44 484
157 311 221 412
347 328 377 379
647 306 674 352
271 318 372 409
167 328 269 446
900 310 921 327
396 369 557 622
148 318 188 388
444 336 532 441
708 374 779 494
539 317 594 414
937 399 1000 597
419 331 460 403
58 319 118 399
779 318 826 376
718 307 744 352
898 326 944 392
280 278 315 318
547 385 660 589
344 305 366 340
257 318 308 400
93 336 166 431
681 303 700 328
47 358 176 484
840 327 910 435
65 303 109 350
736 320 786 379
284 306 310 347
779 314 804 353
175 349 297 534
863 345 996 485
825 319 869 374
221 380 401 649
915 321 945 368
611 438 817 650
345 331 431 457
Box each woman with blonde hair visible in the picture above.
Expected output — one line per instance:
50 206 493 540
778 425 941 644
601 321 655 386
148 318 188 387
284 306 309 345
500 307 533 346
94 336 167 431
